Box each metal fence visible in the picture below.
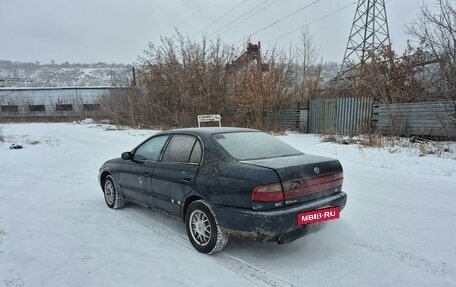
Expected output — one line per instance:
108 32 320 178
264 98 455 137
265 109 308 132
308 97 373 134
372 101 456 137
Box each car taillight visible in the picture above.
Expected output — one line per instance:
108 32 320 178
252 183 284 202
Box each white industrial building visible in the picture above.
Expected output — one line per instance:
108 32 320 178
0 86 127 121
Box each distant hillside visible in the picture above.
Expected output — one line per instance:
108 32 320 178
0 60 133 87
0 60 340 88
294 61 340 83
320 62 340 82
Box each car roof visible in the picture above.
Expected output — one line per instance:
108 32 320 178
164 127 259 136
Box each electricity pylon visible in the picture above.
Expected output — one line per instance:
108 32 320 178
339 0 391 77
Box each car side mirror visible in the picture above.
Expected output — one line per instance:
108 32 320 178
121 151 132 160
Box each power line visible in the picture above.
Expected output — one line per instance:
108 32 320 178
174 0 212 30
209 0 270 38
266 1 356 44
192 0 248 39
217 0 282 36
232 0 323 45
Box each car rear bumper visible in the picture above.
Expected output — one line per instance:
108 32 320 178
211 191 347 243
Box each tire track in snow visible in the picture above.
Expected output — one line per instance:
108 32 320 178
3 272 25 287
0 229 7 254
353 240 456 280
118 208 297 287
211 253 297 287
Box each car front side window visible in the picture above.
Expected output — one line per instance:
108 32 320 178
133 135 169 161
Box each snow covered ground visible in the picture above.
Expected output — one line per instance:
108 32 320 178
0 123 455 287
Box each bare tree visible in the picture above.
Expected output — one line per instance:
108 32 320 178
295 27 321 103
407 0 456 100
225 47 299 128
134 33 237 128
349 45 428 103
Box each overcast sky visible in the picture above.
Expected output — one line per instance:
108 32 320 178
0 0 426 65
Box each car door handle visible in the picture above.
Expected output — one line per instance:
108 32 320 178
143 172 152 177
181 175 194 183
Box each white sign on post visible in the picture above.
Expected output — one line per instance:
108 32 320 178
197 114 221 127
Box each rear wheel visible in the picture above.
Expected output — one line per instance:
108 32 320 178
185 200 228 254
103 175 125 209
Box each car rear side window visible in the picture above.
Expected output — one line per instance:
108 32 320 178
213 131 302 160
134 135 169 161
189 140 202 164
162 135 199 163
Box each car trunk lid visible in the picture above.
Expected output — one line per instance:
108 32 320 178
241 154 343 207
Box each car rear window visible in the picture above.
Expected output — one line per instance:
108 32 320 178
213 131 302 160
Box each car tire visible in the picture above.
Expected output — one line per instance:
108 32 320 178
185 200 228 254
103 175 125 209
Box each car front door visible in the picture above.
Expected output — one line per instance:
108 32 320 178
152 134 202 217
120 135 169 206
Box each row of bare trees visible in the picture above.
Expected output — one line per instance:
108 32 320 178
101 33 312 129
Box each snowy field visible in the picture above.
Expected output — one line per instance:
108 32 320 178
0 123 455 287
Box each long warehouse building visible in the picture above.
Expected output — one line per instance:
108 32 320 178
0 86 127 121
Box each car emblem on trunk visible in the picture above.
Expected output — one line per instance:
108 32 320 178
313 167 320 174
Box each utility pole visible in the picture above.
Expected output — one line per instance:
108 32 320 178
109 70 115 86
339 0 391 77
132 67 136 86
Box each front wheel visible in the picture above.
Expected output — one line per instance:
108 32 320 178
185 200 228 254
103 175 125 209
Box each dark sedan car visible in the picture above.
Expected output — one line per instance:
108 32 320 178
99 127 347 254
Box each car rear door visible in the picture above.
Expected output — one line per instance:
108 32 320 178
120 135 170 206
152 134 202 217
